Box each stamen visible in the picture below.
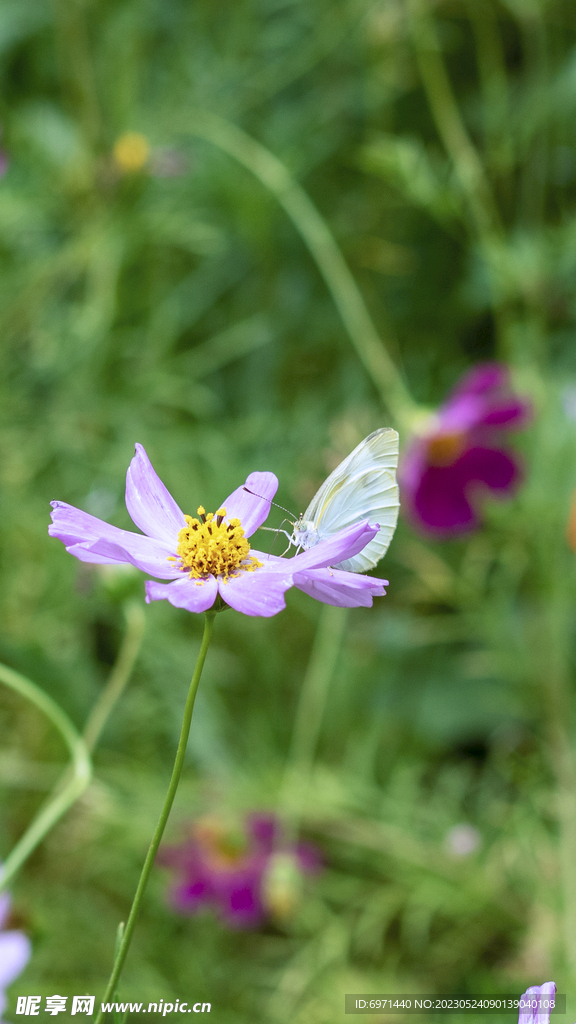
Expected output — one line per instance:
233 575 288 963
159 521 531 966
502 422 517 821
172 506 262 581
427 431 466 467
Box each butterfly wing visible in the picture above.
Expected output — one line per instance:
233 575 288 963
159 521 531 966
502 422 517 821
303 427 400 572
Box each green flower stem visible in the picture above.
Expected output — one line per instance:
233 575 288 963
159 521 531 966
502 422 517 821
95 611 216 1023
0 663 92 891
278 604 348 847
83 601 146 753
183 111 419 431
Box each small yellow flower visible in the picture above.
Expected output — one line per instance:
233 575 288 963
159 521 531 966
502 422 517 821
113 132 150 173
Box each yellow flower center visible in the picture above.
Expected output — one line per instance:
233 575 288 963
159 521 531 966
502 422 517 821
193 818 248 869
170 506 262 581
427 430 467 467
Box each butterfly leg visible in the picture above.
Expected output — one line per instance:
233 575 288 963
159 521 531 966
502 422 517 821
258 526 296 558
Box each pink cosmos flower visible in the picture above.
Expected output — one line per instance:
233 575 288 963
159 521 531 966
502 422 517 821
0 892 31 1023
159 813 321 928
518 982 556 1024
49 445 388 617
400 363 531 536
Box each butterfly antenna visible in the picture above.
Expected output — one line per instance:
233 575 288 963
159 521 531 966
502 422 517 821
243 486 296 521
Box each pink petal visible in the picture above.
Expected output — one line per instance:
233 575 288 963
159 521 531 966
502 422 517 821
50 501 179 576
518 983 556 1024
293 568 387 607
287 521 379 572
83 535 179 578
247 814 277 851
145 575 218 612
218 569 292 617
481 398 531 428
63 543 127 565
49 501 130 549
296 567 388 592
457 445 520 492
213 867 265 928
411 465 477 533
452 362 508 397
438 394 486 434
0 930 31 988
220 472 279 538
446 364 531 430
220 885 264 928
125 444 186 543
172 879 212 914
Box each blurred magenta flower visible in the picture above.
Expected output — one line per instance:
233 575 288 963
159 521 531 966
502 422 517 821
49 445 387 616
159 813 321 928
0 892 31 1023
400 363 530 535
518 982 556 1024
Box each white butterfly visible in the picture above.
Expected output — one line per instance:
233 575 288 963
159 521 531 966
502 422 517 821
288 427 400 573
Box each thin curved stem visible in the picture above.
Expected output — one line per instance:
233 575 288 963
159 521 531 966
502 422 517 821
95 611 216 1022
83 601 145 753
0 663 92 890
181 111 418 431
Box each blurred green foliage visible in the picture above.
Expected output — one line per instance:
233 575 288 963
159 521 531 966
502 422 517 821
2 0 576 1020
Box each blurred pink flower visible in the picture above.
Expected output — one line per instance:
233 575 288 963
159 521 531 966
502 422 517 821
159 813 321 929
400 363 531 536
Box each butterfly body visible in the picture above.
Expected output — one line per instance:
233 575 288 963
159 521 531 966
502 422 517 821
291 519 320 549
289 427 400 572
